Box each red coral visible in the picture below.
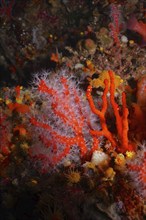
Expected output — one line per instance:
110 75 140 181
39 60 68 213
30 70 135 171
127 16 146 45
129 75 146 141
30 73 99 170
109 4 122 46
87 70 134 153
0 0 15 19
0 114 11 157
127 144 146 199
136 75 146 111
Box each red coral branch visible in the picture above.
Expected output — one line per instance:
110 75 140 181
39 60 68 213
30 70 134 169
86 70 133 153
30 76 99 167
86 78 117 149
0 114 11 156
109 3 121 46
0 0 15 18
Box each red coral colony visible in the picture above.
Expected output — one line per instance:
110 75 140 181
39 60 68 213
0 1 145 220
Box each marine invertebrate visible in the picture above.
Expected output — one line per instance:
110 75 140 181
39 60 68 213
109 3 122 46
127 16 146 45
65 168 81 185
127 142 146 199
129 75 146 141
113 176 144 219
0 0 15 19
29 69 134 171
129 103 146 141
0 113 11 157
29 70 100 170
136 74 146 112
86 70 134 153
90 150 109 166
89 70 123 89
5 85 31 114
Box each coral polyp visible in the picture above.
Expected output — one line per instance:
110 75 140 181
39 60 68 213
0 1 145 219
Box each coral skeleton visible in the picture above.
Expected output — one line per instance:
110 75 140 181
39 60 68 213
87 70 133 153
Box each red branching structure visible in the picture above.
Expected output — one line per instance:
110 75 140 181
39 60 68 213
30 70 134 168
127 148 146 198
0 0 15 18
109 3 121 46
30 77 99 166
0 113 11 157
86 70 134 153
